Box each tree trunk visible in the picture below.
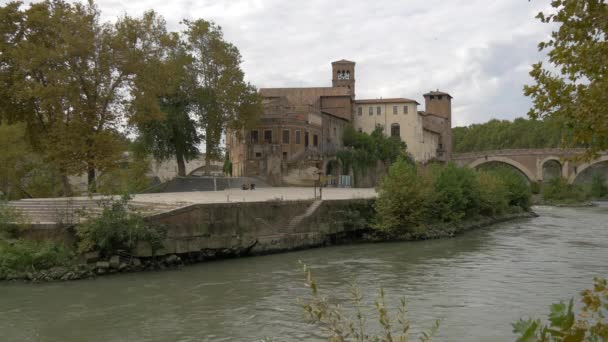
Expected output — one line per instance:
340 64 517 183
87 165 96 193
61 173 72 197
204 141 212 175
176 153 186 177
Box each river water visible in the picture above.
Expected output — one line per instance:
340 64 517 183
2 204 607 341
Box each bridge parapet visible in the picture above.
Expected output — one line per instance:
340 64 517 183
452 148 590 160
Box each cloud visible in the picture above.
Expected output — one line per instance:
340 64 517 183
22 0 555 126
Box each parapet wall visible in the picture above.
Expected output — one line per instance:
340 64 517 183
138 198 375 257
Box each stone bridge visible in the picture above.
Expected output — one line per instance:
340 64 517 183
452 148 608 184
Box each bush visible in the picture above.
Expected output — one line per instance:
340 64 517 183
374 162 532 236
433 163 481 222
76 194 166 257
0 239 75 276
0 202 26 239
299 263 440 342
530 181 541 194
542 177 587 204
374 159 433 234
589 174 608 199
478 171 509 216
490 167 532 210
513 277 608 341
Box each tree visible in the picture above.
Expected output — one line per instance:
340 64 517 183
0 1 165 193
135 27 200 177
524 0 608 158
184 19 262 174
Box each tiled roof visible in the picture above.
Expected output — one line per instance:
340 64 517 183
331 59 355 64
423 90 452 98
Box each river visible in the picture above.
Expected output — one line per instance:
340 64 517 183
1 204 607 341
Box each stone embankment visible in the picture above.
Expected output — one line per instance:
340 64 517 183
4 196 538 282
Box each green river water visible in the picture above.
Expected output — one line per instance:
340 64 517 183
1 204 607 341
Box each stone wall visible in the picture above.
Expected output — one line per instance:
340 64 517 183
137 198 375 257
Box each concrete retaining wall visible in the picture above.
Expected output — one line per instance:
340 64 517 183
137 198 375 257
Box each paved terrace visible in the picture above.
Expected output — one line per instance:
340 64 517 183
8 188 377 225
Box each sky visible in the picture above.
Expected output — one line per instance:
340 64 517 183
22 0 555 127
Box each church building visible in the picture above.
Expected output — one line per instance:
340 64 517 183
226 59 452 186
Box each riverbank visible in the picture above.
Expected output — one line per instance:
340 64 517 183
0 208 538 283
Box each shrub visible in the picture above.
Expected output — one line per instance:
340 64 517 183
542 177 587 204
374 159 433 234
299 262 440 342
490 167 532 210
433 163 481 222
477 171 509 216
0 202 26 239
530 181 541 194
513 277 608 341
0 239 75 276
76 194 166 257
589 174 608 199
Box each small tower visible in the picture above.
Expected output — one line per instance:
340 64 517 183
423 90 453 160
331 59 355 99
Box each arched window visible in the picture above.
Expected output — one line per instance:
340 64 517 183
344 70 350 79
390 123 400 137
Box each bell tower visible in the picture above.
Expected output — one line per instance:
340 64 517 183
331 59 355 99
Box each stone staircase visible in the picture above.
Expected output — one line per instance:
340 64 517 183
287 200 323 232
7 198 182 225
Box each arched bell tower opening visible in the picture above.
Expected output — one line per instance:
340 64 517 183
331 59 355 99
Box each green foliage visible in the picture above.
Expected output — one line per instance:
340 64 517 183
524 0 608 158
76 194 166 257
298 262 440 342
375 162 531 235
589 174 608 199
96 157 153 195
0 123 63 199
513 277 608 341
0 239 75 276
374 159 433 234
223 153 233 176
530 181 541 195
0 202 27 239
452 118 563 153
433 163 481 222
542 177 588 204
338 125 407 183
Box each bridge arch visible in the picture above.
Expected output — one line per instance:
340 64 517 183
568 155 608 184
539 156 564 180
468 156 537 182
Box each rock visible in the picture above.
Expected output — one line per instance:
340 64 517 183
96 268 106 275
130 258 142 267
84 251 100 264
118 263 128 272
109 256 120 269
165 254 181 265
96 261 110 270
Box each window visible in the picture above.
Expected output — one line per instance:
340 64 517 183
264 129 272 143
305 131 309 147
282 129 290 144
344 70 350 79
282 152 288 160
403 105 408 114
255 152 262 158
295 130 301 144
313 134 318 147
368 107 373 116
391 123 400 138
357 107 362 116
376 106 381 115
438 95 443 100
333 127 337 136
393 106 397 114
251 130 259 143
357 128 363 133
429 95 435 100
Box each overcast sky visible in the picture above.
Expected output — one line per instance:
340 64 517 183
23 0 555 127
